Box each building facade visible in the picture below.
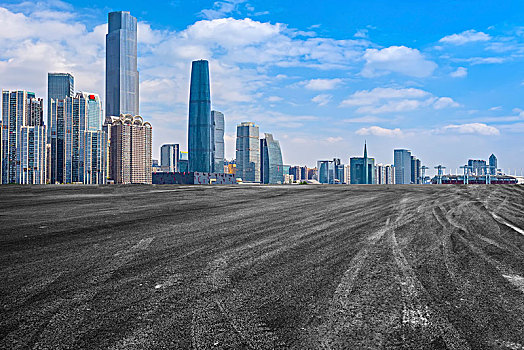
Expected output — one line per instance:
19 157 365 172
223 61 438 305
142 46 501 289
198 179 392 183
105 114 152 184
411 156 422 184
1 90 47 184
236 122 260 182
260 133 284 184
160 144 180 172
188 60 213 173
394 149 412 184
468 159 487 176
106 11 139 117
50 93 106 184
317 160 335 184
489 154 498 175
47 73 74 138
376 164 395 184
211 110 224 173
350 143 375 184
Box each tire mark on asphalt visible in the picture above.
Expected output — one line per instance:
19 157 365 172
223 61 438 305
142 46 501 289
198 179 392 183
389 213 471 350
492 213 524 236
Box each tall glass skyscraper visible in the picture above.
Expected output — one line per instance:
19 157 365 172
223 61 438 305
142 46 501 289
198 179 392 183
211 110 225 173
236 122 260 182
489 154 498 175
188 60 212 173
260 133 283 184
350 143 375 184
106 11 139 117
394 149 412 184
47 73 74 136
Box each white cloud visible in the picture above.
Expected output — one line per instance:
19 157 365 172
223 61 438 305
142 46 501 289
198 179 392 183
341 87 429 106
326 136 343 143
433 97 460 110
199 0 247 19
354 29 368 38
439 30 491 45
356 126 403 137
450 67 467 78
443 123 500 136
302 78 342 90
267 96 283 102
361 46 437 78
311 94 332 106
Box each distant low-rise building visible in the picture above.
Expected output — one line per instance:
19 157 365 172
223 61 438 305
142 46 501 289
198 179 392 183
153 172 236 185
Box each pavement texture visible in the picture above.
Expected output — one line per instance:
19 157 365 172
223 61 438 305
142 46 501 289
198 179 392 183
1 184 524 350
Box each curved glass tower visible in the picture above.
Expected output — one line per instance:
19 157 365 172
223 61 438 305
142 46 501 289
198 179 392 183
188 60 212 173
260 133 284 184
106 11 139 117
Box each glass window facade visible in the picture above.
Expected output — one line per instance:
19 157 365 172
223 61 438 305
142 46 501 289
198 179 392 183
236 122 260 182
260 133 284 184
188 60 212 173
394 149 412 184
211 110 225 174
106 11 139 117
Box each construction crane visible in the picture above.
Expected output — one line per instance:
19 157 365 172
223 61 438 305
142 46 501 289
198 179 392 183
434 165 446 185
421 166 429 184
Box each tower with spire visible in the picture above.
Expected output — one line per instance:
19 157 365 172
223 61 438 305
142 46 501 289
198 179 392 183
350 141 376 184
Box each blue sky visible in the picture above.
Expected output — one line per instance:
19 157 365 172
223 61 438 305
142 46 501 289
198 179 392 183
1 0 524 174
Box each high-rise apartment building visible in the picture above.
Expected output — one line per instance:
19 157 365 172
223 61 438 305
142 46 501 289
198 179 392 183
50 93 106 184
260 133 284 184
188 60 212 173
1 90 47 184
334 159 345 183
350 143 375 184
236 122 260 182
106 11 139 117
394 149 412 184
211 110 225 174
489 154 498 175
105 114 152 184
290 166 301 182
47 73 74 135
160 144 180 172
376 164 395 184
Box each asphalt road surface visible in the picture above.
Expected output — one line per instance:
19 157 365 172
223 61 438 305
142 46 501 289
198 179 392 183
1 185 524 349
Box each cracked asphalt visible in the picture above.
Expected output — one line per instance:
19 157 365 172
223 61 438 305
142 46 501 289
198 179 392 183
1 184 524 349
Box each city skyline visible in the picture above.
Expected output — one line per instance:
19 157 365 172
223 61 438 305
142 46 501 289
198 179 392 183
1 1 524 174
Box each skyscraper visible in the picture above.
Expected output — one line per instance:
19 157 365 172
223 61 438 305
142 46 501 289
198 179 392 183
160 144 180 172
468 159 487 176
350 143 375 184
47 73 74 135
106 11 139 117
188 60 212 173
376 164 395 184
489 154 497 175
317 160 335 184
1 90 47 184
260 133 284 184
394 149 412 184
411 155 422 184
50 93 106 184
236 122 260 182
105 114 152 184
212 110 225 174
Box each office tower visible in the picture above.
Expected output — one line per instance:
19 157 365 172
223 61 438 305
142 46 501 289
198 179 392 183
301 166 308 180
411 155 422 184
106 11 139 117
468 159 487 176
1 90 47 184
350 143 375 184
160 144 180 172
376 164 395 184
105 114 152 184
334 158 345 183
211 110 225 173
188 60 212 172
236 122 260 182
394 149 412 184
179 151 189 172
290 166 301 182
47 73 74 134
50 93 106 184
489 154 497 175
317 160 335 184
260 133 284 184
